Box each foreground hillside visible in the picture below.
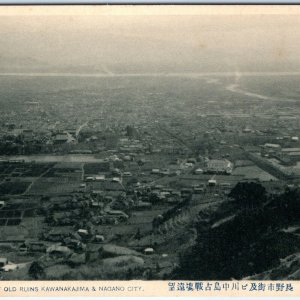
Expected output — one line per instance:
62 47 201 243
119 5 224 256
173 183 300 280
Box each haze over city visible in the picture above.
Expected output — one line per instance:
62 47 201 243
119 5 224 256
1 7 300 74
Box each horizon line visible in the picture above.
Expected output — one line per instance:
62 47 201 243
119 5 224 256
1 71 300 78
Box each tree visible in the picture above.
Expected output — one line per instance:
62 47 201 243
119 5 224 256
45 212 55 225
148 193 160 204
229 182 267 208
125 125 138 138
125 268 133 280
28 261 44 279
135 228 142 240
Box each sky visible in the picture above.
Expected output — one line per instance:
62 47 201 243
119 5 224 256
0 6 300 74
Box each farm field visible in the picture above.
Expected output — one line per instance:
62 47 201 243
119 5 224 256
232 166 278 181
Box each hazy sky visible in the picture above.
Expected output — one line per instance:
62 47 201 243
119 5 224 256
1 6 300 73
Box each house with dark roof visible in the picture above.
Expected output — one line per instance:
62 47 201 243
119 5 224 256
45 227 73 242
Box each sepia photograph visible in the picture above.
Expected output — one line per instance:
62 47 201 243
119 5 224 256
0 5 300 282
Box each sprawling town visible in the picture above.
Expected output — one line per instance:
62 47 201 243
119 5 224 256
0 73 299 280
